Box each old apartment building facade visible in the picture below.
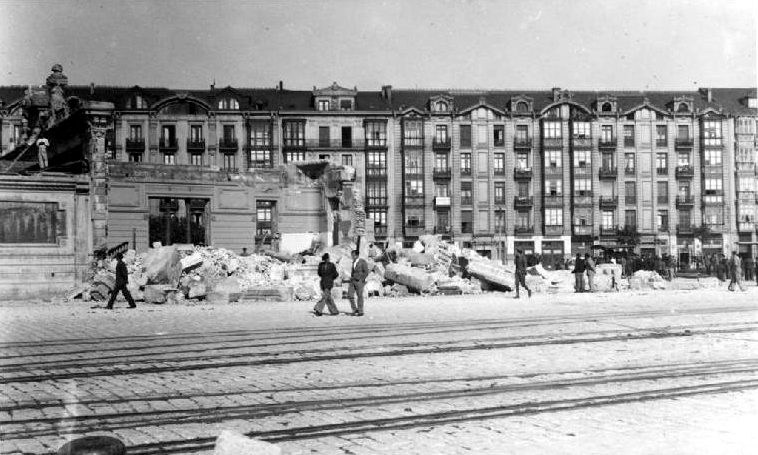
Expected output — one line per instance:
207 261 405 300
2 82 757 272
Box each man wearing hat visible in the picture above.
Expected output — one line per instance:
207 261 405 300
106 252 137 309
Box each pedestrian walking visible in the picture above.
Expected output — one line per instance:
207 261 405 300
728 251 746 292
585 253 596 292
717 256 727 284
610 270 619 292
347 249 369 316
572 254 586 293
313 253 340 316
514 249 532 299
744 255 754 281
106 252 136 309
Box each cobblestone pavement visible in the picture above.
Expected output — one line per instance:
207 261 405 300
1 286 757 454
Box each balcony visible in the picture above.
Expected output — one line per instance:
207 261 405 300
460 196 473 206
600 226 617 236
514 138 532 150
159 137 178 150
703 164 723 175
218 138 239 151
573 165 592 177
736 162 756 172
514 196 534 207
282 138 306 149
125 138 145 150
460 167 472 176
675 165 694 178
494 138 505 148
366 165 387 179
514 167 533 179
493 167 506 176
624 167 636 176
403 138 423 148
739 221 756 232
676 225 694 235
599 196 618 207
186 139 206 151
365 139 388 149
366 197 388 207
571 136 592 149
624 138 635 148
573 225 593 236
676 196 695 207
675 138 694 149
434 196 451 207
573 194 594 206
657 196 669 204
656 167 669 176
655 139 668 148
544 225 564 236
404 196 425 207
514 226 534 235
404 226 425 237
702 137 723 148
432 167 452 179
543 166 562 176
599 166 617 179
374 226 388 237
310 139 365 149
599 137 616 150
432 138 451 150
625 196 637 205
542 137 563 148
543 195 564 207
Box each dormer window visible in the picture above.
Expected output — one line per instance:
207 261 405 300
340 99 353 111
515 101 529 112
473 107 491 120
433 100 448 112
317 99 331 111
677 103 689 113
601 102 612 112
218 98 239 110
748 97 757 109
127 95 147 109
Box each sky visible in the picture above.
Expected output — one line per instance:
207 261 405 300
0 0 756 91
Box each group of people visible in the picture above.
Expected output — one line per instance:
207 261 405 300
313 250 369 317
570 253 606 293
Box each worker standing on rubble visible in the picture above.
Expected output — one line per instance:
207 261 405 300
514 249 532 299
313 253 340 316
347 249 369 316
572 253 586 293
106 253 136 309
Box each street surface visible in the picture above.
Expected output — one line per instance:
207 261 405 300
1 285 757 454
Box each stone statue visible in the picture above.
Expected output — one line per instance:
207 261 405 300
46 63 69 126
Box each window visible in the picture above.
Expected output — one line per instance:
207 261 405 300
702 120 722 146
283 121 305 146
516 211 530 228
403 120 423 146
250 122 270 146
677 125 690 140
129 125 143 140
161 125 176 146
339 99 353 111
749 98 758 109
477 210 489 232
10 124 23 145
573 150 590 168
656 153 668 173
545 150 562 167
601 153 614 169
256 201 274 237
222 153 235 170
704 206 723 226
339 154 352 167
163 153 175 165
677 153 690 166
433 100 448 112
572 122 590 138
625 210 637 228
433 153 449 171
657 210 669 231
545 209 563 226
738 178 755 192
703 149 722 166
405 179 423 197
517 182 530 198
517 153 529 169
435 183 449 197
222 125 236 146
623 125 635 146
625 153 635 174
515 101 529 112
367 209 387 230
477 125 488 145
366 181 387 205
494 153 505 174
546 180 562 196
704 178 723 194
601 125 613 142
460 182 472 205
656 125 667 146
625 182 636 204
657 182 668 203
133 95 147 109
460 153 471 174
737 147 754 164
365 121 387 146
461 210 473 233
678 182 691 198
493 125 504 146
284 151 306 163
678 210 692 228
218 98 239 110
318 126 330 147
515 125 529 143
367 151 386 175
460 125 471 148
249 149 271 168
403 151 423 175
495 210 505 232
190 153 203 166
574 178 591 196
543 121 561 138
317 99 330 111
602 211 615 229
435 125 448 144
494 182 505 204
341 126 352 147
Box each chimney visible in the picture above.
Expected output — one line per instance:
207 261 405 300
707 88 712 103
552 87 561 101
381 85 392 103
278 80 283 91
90 82 95 95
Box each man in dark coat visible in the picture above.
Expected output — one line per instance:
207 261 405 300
106 252 136 309
572 253 586 293
514 249 531 299
313 253 340 316
347 249 369 316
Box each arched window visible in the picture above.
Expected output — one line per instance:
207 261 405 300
134 95 146 109
218 98 239 110
601 102 612 112
516 101 528 112
677 102 689 113
434 101 448 112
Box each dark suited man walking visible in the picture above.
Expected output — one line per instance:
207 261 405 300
106 252 136 309
313 253 340 316
347 249 369 316
514 249 532 298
